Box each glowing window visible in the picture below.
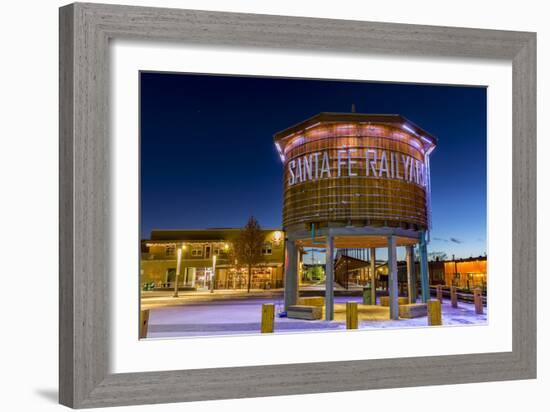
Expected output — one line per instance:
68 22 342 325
262 243 273 255
165 245 175 257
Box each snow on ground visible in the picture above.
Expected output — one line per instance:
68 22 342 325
145 295 487 339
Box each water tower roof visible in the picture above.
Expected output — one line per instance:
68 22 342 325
273 112 437 153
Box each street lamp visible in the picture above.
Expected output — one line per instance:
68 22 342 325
210 254 217 293
173 244 186 298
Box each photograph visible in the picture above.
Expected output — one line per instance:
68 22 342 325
139 72 488 338
2 0 542 410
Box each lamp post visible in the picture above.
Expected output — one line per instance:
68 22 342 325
173 244 186 298
233 258 238 289
210 254 217 293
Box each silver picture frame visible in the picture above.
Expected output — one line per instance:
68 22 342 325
59 2 536 408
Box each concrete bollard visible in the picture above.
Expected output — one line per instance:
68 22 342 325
139 309 150 339
398 297 409 305
428 299 442 326
451 286 458 308
261 303 275 333
473 288 483 314
362 285 372 305
346 302 358 329
436 284 443 302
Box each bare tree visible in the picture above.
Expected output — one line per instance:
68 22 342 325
234 216 265 293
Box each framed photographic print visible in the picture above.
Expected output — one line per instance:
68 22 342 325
59 2 536 408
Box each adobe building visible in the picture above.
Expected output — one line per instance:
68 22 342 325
141 228 285 290
441 256 487 290
274 112 437 320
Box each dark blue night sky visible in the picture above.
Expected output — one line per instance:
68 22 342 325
140 72 487 259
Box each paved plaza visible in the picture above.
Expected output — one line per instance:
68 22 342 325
142 291 487 338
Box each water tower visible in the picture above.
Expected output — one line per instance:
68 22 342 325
274 112 437 320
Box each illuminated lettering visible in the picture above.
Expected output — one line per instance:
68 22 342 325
348 149 357 176
286 148 426 188
337 150 347 177
296 157 303 183
288 160 296 185
320 152 331 178
395 153 402 179
312 152 321 179
303 154 313 181
379 151 389 178
402 154 410 181
366 149 378 177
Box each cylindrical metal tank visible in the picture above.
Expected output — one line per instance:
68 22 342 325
274 113 437 232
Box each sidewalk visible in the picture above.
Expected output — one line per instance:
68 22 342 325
141 288 284 309
143 296 488 338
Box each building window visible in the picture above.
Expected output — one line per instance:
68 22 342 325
262 242 272 255
165 245 175 257
191 248 203 257
214 243 230 256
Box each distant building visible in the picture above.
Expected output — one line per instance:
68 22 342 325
335 249 487 292
440 256 487 289
403 256 487 291
141 229 285 290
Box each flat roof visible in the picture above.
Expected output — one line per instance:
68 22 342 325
146 228 282 242
273 112 437 152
